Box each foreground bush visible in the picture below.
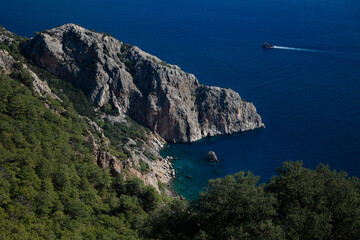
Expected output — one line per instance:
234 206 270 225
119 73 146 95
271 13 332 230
145 162 360 240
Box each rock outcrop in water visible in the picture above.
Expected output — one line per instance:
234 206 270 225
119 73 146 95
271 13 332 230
24 23 264 143
207 151 219 162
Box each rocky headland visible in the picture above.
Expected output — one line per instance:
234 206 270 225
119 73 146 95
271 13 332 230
24 24 264 142
1 24 264 195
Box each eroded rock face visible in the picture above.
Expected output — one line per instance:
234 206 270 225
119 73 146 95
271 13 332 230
0 49 15 74
88 117 173 194
0 25 21 46
0 49 59 100
0 27 175 195
95 147 175 195
24 23 264 143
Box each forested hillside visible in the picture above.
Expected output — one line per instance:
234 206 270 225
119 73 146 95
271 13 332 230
0 70 164 239
0 26 359 240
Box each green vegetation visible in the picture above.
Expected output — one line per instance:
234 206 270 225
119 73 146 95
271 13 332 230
1 68 359 239
138 159 150 173
117 43 136 77
159 61 169 67
102 117 147 153
0 38 359 239
103 102 119 116
103 49 110 57
143 151 157 161
29 65 98 120
157 181 165 195
267 162 360 240
0 38 25 61
144 162 360 240
103 32 111 38
28 59 150 160
120 43 132 53
0 72 165 239
41 30 56 37
10 64 33 87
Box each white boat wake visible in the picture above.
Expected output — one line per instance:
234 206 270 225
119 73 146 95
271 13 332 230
273 46 346 55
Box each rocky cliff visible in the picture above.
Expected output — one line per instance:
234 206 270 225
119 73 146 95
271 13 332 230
0 29 174 195
1 23 264 195
24 23 264 143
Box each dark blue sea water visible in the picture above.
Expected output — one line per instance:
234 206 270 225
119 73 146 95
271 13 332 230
2 0 360 199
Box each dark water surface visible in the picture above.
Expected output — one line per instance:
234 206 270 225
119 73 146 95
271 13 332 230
2 0 360 199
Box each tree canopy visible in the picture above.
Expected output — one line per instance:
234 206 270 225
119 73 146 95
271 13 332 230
144 162 359 240
0 47 359 239
0 72 162 239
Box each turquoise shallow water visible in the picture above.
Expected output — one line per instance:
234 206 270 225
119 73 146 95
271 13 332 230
1 0 360 199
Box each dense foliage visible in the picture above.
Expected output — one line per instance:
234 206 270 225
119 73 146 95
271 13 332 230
0 72 162 239
144 162 360 240
0 41 359 239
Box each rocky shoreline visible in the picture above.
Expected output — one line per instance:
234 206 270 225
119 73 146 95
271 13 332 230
1 24 264 195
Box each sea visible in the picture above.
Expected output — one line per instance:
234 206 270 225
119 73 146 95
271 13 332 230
1 0 359 199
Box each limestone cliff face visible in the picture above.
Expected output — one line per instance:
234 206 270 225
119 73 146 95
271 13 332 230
24 23 264 142
85 117 174 195
0 42 174 195
0 49 16 74
1 24 264 196
0 49 58 100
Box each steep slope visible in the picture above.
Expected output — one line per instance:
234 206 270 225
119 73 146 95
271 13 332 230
0 28 174 195
1 25 358 240
24 23 264 143
1 23 264 196
0 55 150 239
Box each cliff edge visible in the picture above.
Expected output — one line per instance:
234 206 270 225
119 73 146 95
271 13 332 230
24 23 264 143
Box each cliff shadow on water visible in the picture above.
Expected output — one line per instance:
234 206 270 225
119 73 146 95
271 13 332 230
161 128 267 200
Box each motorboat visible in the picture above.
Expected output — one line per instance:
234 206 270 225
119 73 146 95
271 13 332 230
262 42 274 49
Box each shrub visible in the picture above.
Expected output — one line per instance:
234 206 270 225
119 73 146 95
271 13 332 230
144 151 157 161
139 159 149 173
103 49 110 56
120 43 132 52
103 102 118 116
158 181 165 194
